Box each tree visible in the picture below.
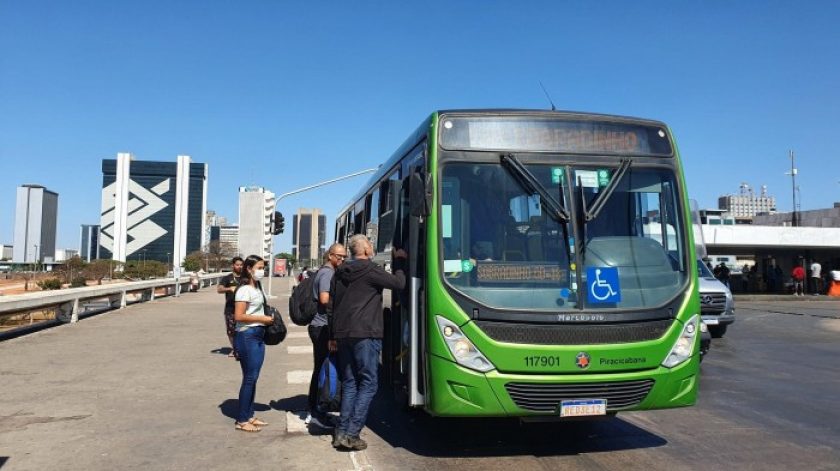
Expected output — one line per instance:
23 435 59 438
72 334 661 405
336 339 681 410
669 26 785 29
124 260 167 279
204 240 237 272
14 270 34 291
37 278 62 290
56 256 87 284
183 251 203 272
275 252 297 268
84 259 116 285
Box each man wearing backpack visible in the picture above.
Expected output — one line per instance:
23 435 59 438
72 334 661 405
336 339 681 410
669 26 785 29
306 243 346 429
331 235 406 451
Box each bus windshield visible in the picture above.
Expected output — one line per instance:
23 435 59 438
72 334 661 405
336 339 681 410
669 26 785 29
440 161 688 311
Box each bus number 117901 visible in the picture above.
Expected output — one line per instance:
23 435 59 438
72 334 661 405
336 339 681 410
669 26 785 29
524 356 561 367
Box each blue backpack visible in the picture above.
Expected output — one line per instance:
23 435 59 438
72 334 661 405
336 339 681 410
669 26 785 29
317 354 341 413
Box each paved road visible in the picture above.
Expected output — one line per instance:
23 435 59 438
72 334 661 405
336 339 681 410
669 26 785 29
1 286 839 471
357 299 840 471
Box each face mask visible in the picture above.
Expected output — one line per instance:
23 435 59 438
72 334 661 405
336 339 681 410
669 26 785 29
253 270 265 280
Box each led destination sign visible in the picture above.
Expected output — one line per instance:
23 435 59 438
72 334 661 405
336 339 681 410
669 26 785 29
440 116 673 156
476 262 567 283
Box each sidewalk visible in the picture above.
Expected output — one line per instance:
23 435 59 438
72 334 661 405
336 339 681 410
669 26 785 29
0 277 366 471
735 293 840 302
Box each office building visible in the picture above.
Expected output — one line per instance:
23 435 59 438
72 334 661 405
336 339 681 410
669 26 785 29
238 187 275 261
13 184 58 263
55 248 79 262
753 203 840 228
209 224 240 255
2 244 13 260
79 224 101 262
205 210 229 246
292 208 326 265
718 183 776 222
100 153 207 269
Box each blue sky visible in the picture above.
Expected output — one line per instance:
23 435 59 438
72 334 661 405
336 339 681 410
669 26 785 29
2 1 839 253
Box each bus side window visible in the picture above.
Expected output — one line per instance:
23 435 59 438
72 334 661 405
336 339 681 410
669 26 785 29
377 171 401 253
367 189 380 250
441 177 464 261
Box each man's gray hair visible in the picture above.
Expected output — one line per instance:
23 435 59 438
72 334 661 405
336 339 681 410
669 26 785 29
348 234 370 256
325 242 345 263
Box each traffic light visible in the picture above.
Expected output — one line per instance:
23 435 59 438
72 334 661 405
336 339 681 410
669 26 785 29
271 211 285 235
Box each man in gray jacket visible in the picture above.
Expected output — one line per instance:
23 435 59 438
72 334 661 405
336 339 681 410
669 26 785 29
331 234 406 451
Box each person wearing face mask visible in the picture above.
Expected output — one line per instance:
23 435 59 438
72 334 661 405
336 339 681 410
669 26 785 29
232 255 274 432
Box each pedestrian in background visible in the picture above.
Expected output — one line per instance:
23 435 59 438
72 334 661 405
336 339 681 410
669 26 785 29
792 263 805 296
810 260 822 295
330 235 407 451
232 255 274 432
715 262 731 288
306 243 346 430
217 256 243 359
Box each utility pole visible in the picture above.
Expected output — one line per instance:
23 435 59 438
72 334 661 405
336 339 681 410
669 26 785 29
789 150 798 227
266 167 378 298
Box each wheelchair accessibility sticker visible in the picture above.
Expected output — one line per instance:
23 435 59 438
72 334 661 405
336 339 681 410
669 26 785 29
586 267 621 304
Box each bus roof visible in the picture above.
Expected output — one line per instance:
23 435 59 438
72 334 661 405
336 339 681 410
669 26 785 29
336 109 671 216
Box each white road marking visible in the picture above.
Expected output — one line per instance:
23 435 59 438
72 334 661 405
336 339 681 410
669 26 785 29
286 331 308 339
285 411 308 434
286 370 311 384
349 451 374 471
287 345 313 355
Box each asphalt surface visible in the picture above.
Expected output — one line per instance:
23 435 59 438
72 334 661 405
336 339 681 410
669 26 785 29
1 286 839 471
357 298 840 471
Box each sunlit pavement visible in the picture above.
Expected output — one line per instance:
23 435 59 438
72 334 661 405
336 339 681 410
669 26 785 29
3 282 840 471
0 277 362 471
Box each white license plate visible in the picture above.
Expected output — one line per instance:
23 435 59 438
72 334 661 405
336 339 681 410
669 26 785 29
704 318 720 325
560 399 607 417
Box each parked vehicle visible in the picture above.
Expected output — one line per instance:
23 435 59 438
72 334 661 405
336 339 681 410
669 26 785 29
698 260 735 338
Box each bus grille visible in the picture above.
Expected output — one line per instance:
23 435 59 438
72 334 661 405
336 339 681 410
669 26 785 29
505 379 655 412
698 292 727 313
475 320 672 345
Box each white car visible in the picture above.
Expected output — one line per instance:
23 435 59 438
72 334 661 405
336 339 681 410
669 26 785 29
698 261 735 338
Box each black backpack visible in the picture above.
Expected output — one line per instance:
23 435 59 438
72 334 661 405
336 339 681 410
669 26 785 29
289 270 319 326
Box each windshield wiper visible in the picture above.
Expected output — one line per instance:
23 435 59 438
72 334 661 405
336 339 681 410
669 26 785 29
500 154 569 223
581 158 632 222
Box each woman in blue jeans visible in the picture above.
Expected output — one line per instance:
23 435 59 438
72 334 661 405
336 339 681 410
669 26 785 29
232 255 274 432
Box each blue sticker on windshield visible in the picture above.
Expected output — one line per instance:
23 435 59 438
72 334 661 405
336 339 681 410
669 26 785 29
587 267 620 304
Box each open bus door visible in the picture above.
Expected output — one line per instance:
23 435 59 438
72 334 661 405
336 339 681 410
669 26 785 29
383 147 428 408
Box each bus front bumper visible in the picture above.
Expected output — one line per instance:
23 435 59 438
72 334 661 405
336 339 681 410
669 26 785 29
426 354 699 417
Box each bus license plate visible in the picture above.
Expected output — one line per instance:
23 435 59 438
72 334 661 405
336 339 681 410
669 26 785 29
560 399 607 417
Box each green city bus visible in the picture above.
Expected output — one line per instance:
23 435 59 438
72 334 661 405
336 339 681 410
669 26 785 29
334 110 700 418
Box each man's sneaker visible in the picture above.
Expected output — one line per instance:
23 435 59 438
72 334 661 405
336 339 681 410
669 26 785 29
310 412 335 429
342 436 367 451
332 431 347 448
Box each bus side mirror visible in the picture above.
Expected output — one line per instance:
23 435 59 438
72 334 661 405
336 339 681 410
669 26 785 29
409 172 431 217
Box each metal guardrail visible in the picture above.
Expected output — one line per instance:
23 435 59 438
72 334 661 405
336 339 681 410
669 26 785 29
0 273 227 338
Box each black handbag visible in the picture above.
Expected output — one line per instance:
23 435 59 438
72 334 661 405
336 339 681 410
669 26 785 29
258 281 287 345
263 306 287 345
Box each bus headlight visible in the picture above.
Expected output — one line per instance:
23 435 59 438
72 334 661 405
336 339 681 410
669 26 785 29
662 314 699 368
436 316 495 373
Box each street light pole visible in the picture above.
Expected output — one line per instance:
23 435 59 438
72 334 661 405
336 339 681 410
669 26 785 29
790 150 798 227
266 167 378 298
